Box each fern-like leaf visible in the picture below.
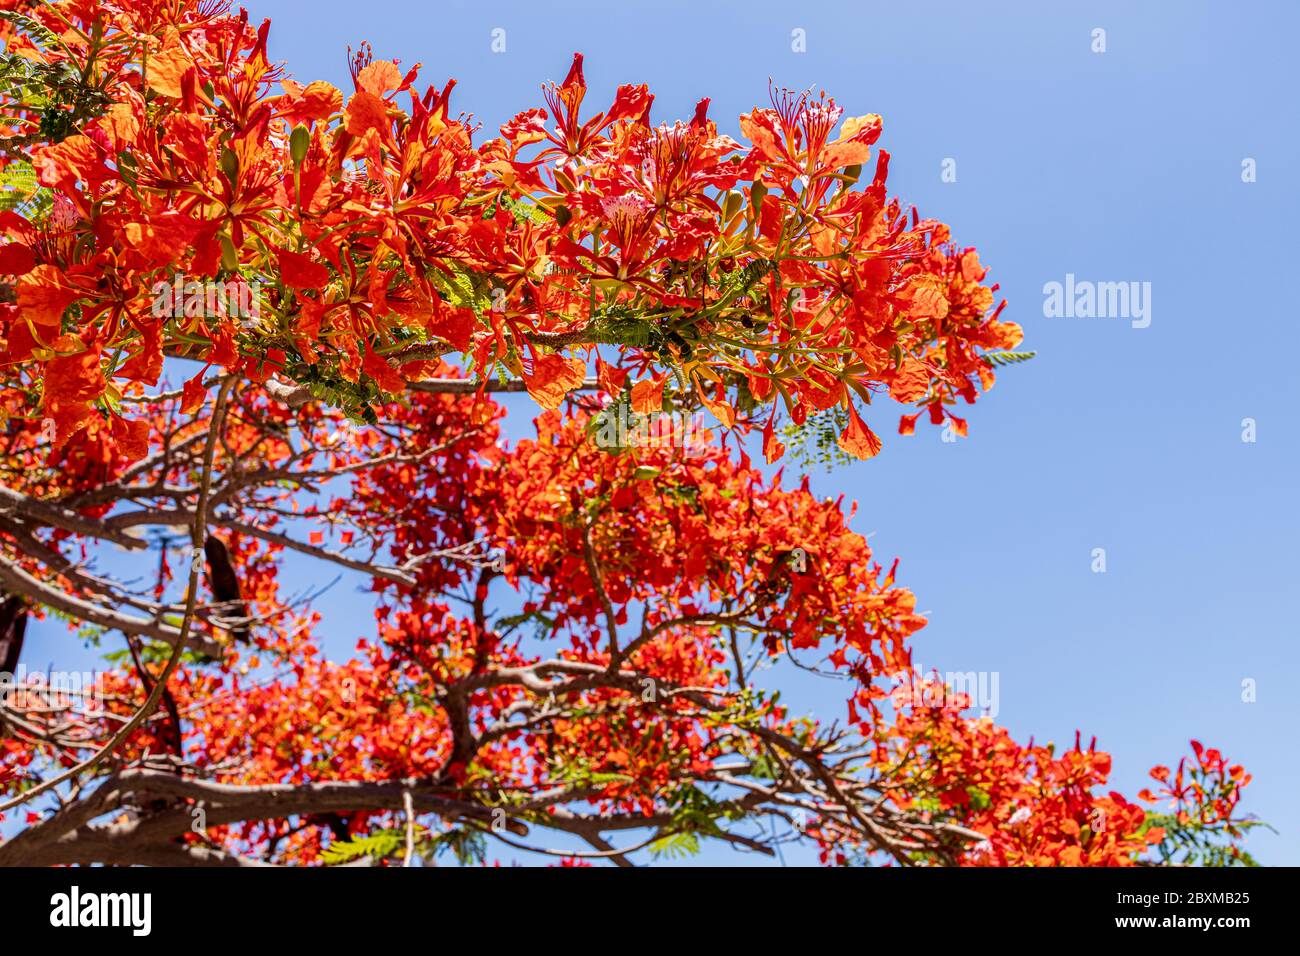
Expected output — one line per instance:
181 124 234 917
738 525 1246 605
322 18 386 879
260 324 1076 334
983 350 1037 367
320 829 403 865
0 10 65 54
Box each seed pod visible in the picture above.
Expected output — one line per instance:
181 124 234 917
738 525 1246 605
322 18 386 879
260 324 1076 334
219 235 239 272
554 204 572 228
219 146 239 183
290 125 310 168
722 189 743 221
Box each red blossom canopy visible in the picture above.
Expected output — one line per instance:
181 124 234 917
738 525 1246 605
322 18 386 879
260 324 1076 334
0 0 1253 867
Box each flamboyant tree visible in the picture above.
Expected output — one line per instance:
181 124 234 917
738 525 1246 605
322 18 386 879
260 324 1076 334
0 0 1257 866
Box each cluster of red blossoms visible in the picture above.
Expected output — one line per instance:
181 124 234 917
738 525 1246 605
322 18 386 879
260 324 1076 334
0 0 1019 474
0 381 1257 865
0 0 1258 867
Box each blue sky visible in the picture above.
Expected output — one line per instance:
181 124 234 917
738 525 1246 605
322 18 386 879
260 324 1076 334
18 0 1299 864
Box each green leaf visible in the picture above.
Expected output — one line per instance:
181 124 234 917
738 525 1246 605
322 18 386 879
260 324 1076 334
983 350 1037 368
588 305 658 347
781 404 854 472
0 11 63 54
0 161 36 211
320 829 403 865
648 831 701 860
498 194 552 226
749 752 779 781
428 827 488 866
429 263 492 315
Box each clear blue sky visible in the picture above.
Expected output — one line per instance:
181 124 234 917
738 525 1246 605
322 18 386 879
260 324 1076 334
19 0 1298 865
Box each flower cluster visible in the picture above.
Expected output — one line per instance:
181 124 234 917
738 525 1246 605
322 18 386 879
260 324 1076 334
1 0 1019 469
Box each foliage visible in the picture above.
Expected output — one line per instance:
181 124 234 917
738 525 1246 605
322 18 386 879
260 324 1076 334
0 1 1258 869
0 0 1024 464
